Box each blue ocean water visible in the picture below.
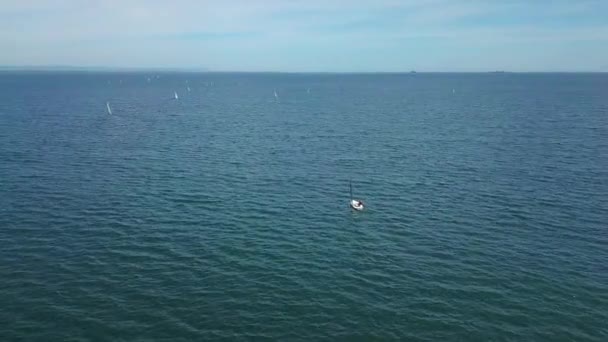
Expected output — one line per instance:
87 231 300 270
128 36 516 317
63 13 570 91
0 72 607 341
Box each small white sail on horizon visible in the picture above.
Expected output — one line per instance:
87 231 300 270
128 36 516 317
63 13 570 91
274 89 279 100
106 102 112 115
174 91 179 100
187 86 191 92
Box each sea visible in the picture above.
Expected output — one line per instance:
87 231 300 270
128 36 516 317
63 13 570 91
0 71 606 341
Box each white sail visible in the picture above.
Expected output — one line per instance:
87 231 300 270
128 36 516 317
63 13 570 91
274 89 278 100
174 91 179 100
106 102 112 115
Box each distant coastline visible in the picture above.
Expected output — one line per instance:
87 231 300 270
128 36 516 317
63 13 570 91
0 65 209 72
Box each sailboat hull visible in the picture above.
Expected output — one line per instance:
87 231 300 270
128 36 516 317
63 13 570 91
350 200 364 211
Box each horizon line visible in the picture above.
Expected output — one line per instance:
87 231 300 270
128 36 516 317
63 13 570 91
0 65 606 74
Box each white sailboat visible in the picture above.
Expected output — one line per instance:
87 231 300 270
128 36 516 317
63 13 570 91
174 91 179 100
349 180 365 211
187 86 191 92
274 89 279 101
106 102 112 115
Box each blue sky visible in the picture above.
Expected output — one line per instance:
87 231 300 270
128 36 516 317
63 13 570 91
1 0 607 71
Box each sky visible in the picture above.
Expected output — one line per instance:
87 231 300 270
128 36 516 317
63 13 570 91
0 0 607 72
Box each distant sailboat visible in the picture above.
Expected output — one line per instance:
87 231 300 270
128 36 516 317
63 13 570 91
452 89 456 94
274 89 279 101
174 91 179 100
187 86 191 92
106 102 112 115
